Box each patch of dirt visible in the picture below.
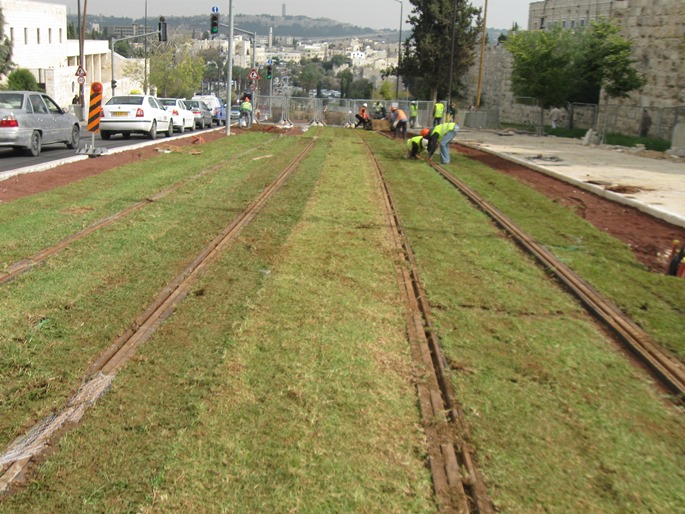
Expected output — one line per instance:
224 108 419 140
455 144 685 273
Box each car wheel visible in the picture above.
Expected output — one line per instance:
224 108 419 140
25 131 42 157
199 120 205 130
122 132 131 139
177 122 184 134
148 121 157 140
189 121 195 132
166 121 173 137
100 131 112 140
66 124 80 149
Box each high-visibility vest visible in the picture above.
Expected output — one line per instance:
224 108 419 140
394 109 408 122
241 100 252 112
433 102 445 119
359 107 368 119
406 135 425 151
429 122 458 140
410 104 418 117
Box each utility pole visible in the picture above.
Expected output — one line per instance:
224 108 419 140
475 0 488 108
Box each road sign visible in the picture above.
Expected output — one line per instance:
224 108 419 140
249 83 256 91
211 6 219 13
248 69 259 80
77 76 86 85
75 65 86 77
267 58 273 65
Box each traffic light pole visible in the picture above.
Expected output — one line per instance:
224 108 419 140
110 19 166 94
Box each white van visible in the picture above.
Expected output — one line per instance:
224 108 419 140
191 95 225 125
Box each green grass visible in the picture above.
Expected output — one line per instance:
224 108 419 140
0 128 683 513
0 129 434 513
605 132 672 152
370 133 685 512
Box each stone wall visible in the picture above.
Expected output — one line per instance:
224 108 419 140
462 0 684 138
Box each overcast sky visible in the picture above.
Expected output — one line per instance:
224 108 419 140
36 0 531 31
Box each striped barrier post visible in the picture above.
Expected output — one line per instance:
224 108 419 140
77 82 106 157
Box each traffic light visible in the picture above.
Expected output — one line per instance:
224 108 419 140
266 65 272 80
158 16 167 42
111 79 117 91
210 13 219 35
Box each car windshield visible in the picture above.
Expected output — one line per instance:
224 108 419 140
159 99 176 107
0 93 25 110
185 101 199 108
107 96 144 105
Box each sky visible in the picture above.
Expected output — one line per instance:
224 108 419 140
34 0 531 30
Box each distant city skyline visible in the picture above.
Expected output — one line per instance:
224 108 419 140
32 0 531 30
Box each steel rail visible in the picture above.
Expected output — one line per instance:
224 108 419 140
0 138 316 494
0 140 276 286
429 161 685 403
363 137 493 513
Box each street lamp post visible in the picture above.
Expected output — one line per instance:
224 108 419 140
393 0 403 100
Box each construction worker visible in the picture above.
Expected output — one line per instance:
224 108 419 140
409 101 418 128
355 103 370 129
390 105 408 140
240 97 253 128
432 100 445 127
405 128 430 159
427 121 459 164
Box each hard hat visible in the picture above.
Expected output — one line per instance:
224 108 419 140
391 106 397 111
363 103 367 107
421 128 430 137
411 100 417 104
421 139 428 148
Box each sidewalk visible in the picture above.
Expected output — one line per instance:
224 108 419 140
456 128 685 228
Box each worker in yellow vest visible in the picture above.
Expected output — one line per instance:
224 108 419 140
428 122 459 164
432 101 445 127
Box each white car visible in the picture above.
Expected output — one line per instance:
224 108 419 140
100 94 173 140
159 98 195 133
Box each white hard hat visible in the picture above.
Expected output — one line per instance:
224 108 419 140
421 139 428 148
363 103 367 107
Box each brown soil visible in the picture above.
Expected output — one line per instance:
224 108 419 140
1 129 682 274
455 144 685 273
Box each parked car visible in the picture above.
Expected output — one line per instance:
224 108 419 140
0 91 81 156
184 99 213 129
100 94 172 140
158 98 195 133
192 94 225 125
230 105 241 121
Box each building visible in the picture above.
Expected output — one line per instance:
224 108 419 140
0 0 143 109
528 0 615 30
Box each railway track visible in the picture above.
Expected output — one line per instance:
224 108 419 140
363 137 493 513
0 140 276 286
378 130 685 403
0 138 316 494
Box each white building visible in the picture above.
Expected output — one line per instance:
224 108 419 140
0 0 142 110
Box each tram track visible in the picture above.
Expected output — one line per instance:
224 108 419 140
425 157 685 403
362 137 493 513
0 138 317 494
0 140 276 286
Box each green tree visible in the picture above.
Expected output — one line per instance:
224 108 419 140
67 21 78 39
0 9 14 77
348 78 373 99
402 0 482 101
337 68 353 98
378 80 393 100
149 37 205 98
505 27 577 131
294 63 324 93
6 68 40 91
573 19 645 104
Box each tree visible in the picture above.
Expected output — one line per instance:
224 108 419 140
337 68 353 98
149 37 205 98
574 20 645 104
6 68 40 91
0 9 13 77
402 0 482 101
378 80 394 100
348 78 373 99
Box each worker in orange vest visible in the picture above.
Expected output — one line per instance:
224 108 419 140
355 103 370 129
390 105 408 140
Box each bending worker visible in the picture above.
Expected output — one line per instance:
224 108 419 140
390 105 408 140
427 121 459 164
355 103 370 128
405 128 430 159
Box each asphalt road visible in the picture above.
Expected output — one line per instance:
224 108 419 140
0 124 222 176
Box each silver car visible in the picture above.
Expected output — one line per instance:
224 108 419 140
0 91 81 156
